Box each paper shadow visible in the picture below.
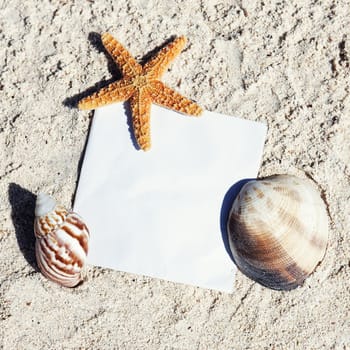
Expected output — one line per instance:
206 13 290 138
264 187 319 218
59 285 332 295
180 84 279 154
70 102 141 207
70 101 140 206
220 178 254 263
8 183 39 271
71 116 94 207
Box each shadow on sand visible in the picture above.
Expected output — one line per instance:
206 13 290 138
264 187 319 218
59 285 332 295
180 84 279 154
8 183 39 271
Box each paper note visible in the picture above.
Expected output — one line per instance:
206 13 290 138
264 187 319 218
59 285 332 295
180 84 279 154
74 103 267 292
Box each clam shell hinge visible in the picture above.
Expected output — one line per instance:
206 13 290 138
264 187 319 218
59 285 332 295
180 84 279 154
34 193 90 287
227 174 329 290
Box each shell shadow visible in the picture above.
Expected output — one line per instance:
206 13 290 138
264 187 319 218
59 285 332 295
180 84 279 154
8 183 39 271
219 178 254 263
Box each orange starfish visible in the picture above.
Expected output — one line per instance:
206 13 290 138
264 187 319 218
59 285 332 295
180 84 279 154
78 33 203 151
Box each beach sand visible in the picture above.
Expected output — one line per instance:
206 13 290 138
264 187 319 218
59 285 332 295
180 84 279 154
1 0 349 348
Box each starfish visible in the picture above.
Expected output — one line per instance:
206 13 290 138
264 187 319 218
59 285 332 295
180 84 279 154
78 33 203 151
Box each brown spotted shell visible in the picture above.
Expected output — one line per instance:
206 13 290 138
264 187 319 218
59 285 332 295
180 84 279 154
34 193 89 287
227 174 328 290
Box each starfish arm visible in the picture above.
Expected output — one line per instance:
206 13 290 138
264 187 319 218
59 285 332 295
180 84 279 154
149 80 203 116
143 36 187 79
129 87 152 151
102 33 142 77
78 80 134 110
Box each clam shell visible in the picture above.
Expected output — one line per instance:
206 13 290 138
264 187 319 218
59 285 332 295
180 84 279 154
34 193 89 287
227 174 328 290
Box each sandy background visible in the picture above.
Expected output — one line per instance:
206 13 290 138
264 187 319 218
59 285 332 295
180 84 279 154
1 0 349 349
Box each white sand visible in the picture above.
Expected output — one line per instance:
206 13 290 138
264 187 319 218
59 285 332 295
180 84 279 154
1 0 349 348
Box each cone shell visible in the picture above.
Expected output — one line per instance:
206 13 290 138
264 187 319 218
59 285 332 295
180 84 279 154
34 193 89 287
227 174 328 290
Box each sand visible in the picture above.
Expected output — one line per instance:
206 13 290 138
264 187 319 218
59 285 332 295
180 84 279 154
1 0 349 349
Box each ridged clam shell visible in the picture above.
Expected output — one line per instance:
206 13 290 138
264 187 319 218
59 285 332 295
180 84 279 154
34 193 89 287
227 174 328 290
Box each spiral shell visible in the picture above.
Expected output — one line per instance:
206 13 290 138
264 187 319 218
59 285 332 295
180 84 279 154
227 174 328 290
34 193 89 287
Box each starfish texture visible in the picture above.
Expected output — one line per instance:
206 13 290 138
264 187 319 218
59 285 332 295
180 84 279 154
78 33 203 151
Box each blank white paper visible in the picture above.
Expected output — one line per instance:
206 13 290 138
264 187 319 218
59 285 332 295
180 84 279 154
74 103 267 293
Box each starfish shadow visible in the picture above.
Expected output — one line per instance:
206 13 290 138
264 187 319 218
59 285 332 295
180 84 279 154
64 33 185 152
64 33 180 109
63 32 122 109
87 32 122 77
122 102 141 151
8 183 39 272
219 178 254 263
139 35 177 64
